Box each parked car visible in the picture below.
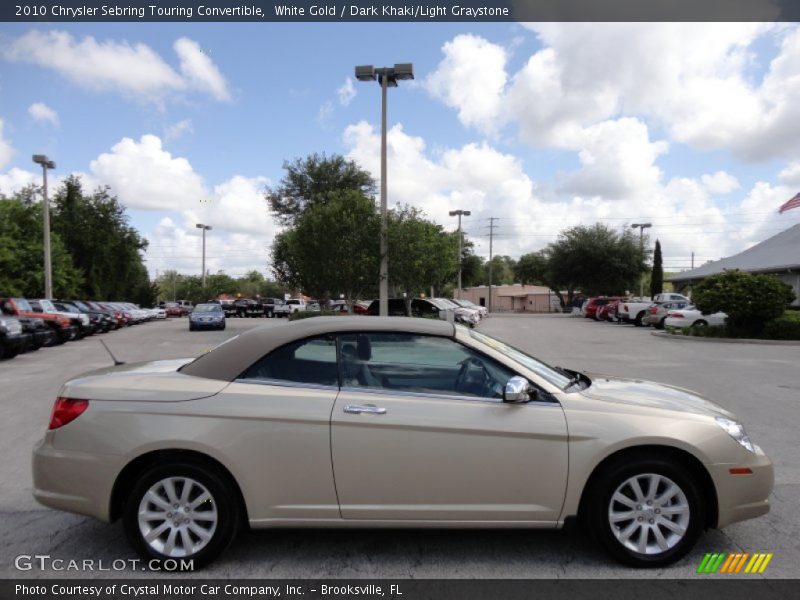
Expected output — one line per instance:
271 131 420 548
596 299 621 322
664 306 728 329
366 298 439 317
19 316 56 350
178 300 194 316
30 299 90 339
234 299 264 318
353 301 370 315
643 301 692 329
435 298 481 325
618 294 691 327
189 303 226 331
584 297 624 320
32 317 773 569
219 300 237 318
1 297 76 344
0 315 30 360
164 302 183 318
61 300 114 333
453 298 488 318
275 298 307 317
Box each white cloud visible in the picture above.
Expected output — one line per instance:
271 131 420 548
337 77 356 106
425 34 508 133
164 118 194 141
27 102 59 126
0 119 12 169
427 24 800 162
3 30 231 104
89 134 205 210
701 171 741 195
779 162 800 186
0 167 37 195
558 118 669 199
173 38 232 102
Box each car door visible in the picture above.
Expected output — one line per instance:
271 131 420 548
211 335 340 520
331 332 569 523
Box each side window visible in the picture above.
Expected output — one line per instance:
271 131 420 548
338 333 515 400
240 335 338 386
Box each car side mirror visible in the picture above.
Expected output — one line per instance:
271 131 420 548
503 376 536 403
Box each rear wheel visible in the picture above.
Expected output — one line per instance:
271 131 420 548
657 317 666 330
123 462 240 570
584 456 704 567
633 312 645 327
694 320 707 327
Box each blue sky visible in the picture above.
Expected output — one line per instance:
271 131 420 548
2 22 800 279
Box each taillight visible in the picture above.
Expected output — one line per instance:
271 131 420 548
649 307 658 314
622 305 628 312
49 397 89 429
670 312 684 318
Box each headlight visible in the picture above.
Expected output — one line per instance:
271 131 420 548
715 417 755 453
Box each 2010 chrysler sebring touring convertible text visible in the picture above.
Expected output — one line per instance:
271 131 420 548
32 317 773 568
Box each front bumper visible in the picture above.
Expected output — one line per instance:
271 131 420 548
2 332 31 353
709 445 773 528
190 319 225 329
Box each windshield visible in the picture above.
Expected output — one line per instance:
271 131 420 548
469 329 573 389
14 298 33 312
194 304 222 313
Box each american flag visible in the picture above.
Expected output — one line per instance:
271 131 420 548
778 192 800 214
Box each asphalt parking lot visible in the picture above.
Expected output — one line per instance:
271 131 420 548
0 314 798 579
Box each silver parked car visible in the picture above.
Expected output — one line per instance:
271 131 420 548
33 318 772 568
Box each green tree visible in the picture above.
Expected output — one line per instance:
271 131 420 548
650 239 663 299
266 153 377 226
387 205 458 314
692 270 794 332
515 224 646 307
0 193 83 298
50 176 151 302
272 190 380 308
461 253 484 287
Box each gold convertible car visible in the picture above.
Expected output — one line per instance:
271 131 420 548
32 317 772 568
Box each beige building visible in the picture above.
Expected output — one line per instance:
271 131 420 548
458 284 563 313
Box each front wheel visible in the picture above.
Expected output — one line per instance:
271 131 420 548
123 462 240 570
584 456 704 567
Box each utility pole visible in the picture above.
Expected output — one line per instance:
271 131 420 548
195 223 212 294
488 217 498 313
691 251 695 269
32 155 56 298
449 209 471 298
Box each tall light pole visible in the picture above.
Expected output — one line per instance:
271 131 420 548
355 63 414 316
195 224 212 293
631 223 652 298
32 155 56 298
449 209 471 298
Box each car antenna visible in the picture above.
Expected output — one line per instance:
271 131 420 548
99 339 125 366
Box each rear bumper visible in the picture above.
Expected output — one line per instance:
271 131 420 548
32 436 120 522
709 446 773 528
190 320 225 329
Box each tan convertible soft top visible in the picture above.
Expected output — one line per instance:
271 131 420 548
180 316 456 381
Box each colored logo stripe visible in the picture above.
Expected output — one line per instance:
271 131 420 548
698 552 773 574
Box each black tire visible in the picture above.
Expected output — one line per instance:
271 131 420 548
189 324 195 331
123 461 240 570
583 454 705 568
633 312 645 327
694 320 707 327
657 317 666 330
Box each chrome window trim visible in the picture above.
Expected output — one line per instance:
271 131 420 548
234 378 339 392
338 385 560 406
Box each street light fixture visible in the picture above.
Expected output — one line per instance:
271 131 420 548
449 209 471 298
196 223 212 293
355 63 414 316
631 223 652 298
32 154 56 298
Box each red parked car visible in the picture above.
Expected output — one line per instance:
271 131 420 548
0 297 76 344
597 299 622 321
585 296 624 321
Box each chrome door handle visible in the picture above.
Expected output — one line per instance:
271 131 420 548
343 404 387 415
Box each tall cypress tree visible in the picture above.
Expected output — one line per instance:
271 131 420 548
650 239 663 299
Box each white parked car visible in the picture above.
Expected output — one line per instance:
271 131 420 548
664 306 727 329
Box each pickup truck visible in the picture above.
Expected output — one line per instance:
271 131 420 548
618 293 691 326
274 298 306 317
1 297 76 344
